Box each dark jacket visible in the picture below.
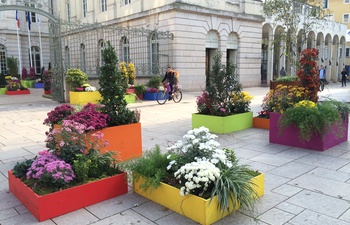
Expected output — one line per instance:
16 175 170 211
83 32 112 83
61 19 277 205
162 71 175 83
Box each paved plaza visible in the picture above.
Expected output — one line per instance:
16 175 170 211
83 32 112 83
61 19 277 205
2 83 350 225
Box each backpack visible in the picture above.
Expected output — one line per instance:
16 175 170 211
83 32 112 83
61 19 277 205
173 70 179 84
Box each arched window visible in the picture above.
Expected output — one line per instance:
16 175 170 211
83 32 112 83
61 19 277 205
99 39 105 67
150 33 159 74
80 44 86 71
31 46 41 74
0 45 6 75
120 36 130 63
227 33 238 69
65 46 70 69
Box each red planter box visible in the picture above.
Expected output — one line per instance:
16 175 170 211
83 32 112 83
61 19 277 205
5 90 30 95
269 112 348 151
253 117 269 129
8 170 128 221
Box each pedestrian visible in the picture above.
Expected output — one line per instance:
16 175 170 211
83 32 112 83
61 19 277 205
279 67 286 77
319 65 327 91
162 66 175 100
341 67 348 87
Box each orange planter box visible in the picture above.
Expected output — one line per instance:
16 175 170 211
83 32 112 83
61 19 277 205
5 90 30 95
253 117 269 129
8 170 128 222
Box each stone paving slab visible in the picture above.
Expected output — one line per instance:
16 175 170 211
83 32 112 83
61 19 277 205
1 84 350 224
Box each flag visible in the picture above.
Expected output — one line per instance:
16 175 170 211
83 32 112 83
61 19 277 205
15 10 20 28
26 11 31 30
37 15 41 28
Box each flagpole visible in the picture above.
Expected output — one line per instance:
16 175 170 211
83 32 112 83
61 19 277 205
16 10 22 77
27 12 33 68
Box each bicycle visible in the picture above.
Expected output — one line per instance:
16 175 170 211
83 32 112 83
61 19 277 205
156 83 182 105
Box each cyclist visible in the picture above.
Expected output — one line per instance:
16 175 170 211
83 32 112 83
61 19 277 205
162 66 175 100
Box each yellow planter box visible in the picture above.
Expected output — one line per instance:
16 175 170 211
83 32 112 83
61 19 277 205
192 112 253 134
134 173 264 225
69 91 102 105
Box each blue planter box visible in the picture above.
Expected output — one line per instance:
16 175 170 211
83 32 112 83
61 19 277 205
143 92 168 101
34 83 44 88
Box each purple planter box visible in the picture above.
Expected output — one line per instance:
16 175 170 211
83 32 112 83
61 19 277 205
269 112 348 151
143 92 168 101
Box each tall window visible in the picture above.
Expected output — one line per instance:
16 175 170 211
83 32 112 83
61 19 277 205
67 0 71 22
31 46 41 74
121 36 130 63
344 14 349 23
322 0 328 8
0 45 7 75
65 46 70 69
80 44 86 71
123 0 131 5
99 40 105 67
82 0 87 17
150 33 159 74
101 0 107 12
345 0 350 4
346 48 350 57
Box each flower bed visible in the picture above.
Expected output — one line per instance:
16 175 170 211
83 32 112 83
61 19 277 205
5 90 30 95
134 173 264 225
8 170 128 222
269 112 348 151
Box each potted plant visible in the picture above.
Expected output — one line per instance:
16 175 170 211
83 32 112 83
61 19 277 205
97 41 142 160
5 78 30 95
21 67 36 88
42 69 51 95
134 83 146 100
120 61 136 88
270 75 300 90
192 52 253 134
143 75 163 100
270 99 350 151
8 118 128 221
123 127 264 225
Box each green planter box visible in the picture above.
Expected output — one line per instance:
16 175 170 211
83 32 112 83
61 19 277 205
21 80 35 88
192 112 253 134
0 88 5 95
124 94 135 103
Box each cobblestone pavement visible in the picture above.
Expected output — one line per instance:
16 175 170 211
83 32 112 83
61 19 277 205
1 82 350 225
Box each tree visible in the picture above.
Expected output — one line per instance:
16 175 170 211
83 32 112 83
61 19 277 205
7 56 19 77
263 0 330 74
98 41 135 126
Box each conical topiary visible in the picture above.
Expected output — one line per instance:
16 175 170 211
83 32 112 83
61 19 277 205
98 41 135 127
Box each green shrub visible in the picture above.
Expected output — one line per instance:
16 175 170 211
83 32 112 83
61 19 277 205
146 76 162 88
66 68 88 90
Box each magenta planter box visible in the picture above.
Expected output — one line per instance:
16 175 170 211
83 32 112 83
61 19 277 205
269 113 348 151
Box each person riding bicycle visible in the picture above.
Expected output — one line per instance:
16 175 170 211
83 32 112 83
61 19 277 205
162 66 175 100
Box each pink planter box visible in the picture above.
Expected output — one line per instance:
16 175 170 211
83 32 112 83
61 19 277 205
269 112 348 151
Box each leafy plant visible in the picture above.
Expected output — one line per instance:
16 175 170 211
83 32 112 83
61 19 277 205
66 68 89 90
146 76 162 89
7 56 18 77
22 68 28 80
276 76 298 82
42 69 51 91
29 67 36 80
134 84 146 96
98 41 136 126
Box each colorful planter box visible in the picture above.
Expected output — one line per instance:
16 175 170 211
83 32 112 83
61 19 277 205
126 88 135 94
192 112 253 134
44 90 51 95
5 90 30 95
133 173 264 225
34 83 44 88
124 94 136 103
8 170 128 222
0 88 5 95
54 122 142 162
21 80 35 88
143 92 168 100
69 91 102 105
253 117 269 129
269 112 348 151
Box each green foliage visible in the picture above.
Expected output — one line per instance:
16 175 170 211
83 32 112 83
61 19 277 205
73 150 120 183
134 84 146 96
121 145 171 191
43 69 51 91
279 100 350 142
7 56 18 77
276 76 298 82
12 158 35 178
146 76 162 88
0 73 6 88
98 41 136 126
211 160 258 213
65 68 89 90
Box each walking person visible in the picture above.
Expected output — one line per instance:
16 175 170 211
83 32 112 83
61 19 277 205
341 68 348 87
279 67 286 77
319 65 327 91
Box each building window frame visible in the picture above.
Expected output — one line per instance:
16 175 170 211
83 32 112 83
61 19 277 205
322 0 328 9
66 0 71 22
0 44 7 75
121 36 130 63
123 0 131 6
82 0 87 18
346 48 350 58
345 0 349 4
343 13 349 23
101 0 107 12
31 46 41 74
